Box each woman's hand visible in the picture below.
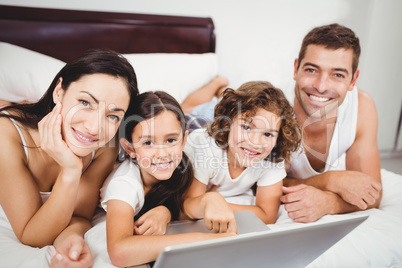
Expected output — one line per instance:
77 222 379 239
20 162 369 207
50 234 93 268
38 102 83 172
134 206 172 235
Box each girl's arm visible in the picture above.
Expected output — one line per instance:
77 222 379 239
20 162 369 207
228 180 283 224
106 199 234 268
134 205 171 235
183 179 237 233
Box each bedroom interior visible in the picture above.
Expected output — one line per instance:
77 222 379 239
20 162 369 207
0 1 401 267
1 0 401 169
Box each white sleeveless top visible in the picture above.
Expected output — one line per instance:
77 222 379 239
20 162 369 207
286 86 358 179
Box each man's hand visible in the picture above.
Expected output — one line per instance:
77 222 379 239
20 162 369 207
327 171 381 210
280 185 337 223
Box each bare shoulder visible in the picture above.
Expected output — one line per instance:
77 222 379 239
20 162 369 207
0 116 28 164
357 89 377 115
356 89 378 136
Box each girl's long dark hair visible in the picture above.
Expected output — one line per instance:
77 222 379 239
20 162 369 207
120 91 193 221
0 49 139 128
137 154 193 220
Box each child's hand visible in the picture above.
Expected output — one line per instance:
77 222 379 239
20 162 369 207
50 234 93 268
134 206 171 235
203 192 237 234
38 102 83 173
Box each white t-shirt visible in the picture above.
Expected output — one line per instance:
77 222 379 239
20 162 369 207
184 129 286 198
100 160 144 216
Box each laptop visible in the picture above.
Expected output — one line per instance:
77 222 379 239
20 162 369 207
166 210 270 235
154 212 368 268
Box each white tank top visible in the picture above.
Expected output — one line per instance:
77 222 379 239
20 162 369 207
286 86 358 179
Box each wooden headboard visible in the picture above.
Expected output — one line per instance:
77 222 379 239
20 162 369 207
0 5 216 62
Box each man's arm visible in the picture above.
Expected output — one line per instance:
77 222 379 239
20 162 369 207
283 89 382 213
341 89 382 207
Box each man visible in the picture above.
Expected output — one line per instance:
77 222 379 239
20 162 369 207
181 23 382 223
280 23 382 223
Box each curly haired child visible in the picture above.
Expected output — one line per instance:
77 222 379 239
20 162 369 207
183 81 301 232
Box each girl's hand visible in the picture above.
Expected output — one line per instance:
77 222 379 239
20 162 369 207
134 206 171 235
203 192 237 234
38 102 82 172
50 234 93 268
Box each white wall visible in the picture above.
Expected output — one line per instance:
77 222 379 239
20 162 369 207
1 0 401 152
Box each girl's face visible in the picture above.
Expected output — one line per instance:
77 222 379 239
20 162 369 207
227 108 281 169
54 74 130 157
127 110 187 186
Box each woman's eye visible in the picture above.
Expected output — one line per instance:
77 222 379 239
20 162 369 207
80 100 91 107
108 115 120 122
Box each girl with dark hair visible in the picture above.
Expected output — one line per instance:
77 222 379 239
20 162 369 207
100 91 234 267
0 49 138 267
183 81 300 232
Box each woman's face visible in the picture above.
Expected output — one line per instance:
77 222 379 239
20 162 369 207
54 73 130 157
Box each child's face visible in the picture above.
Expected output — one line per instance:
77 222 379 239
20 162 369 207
129 110 187 185
227 108 281 169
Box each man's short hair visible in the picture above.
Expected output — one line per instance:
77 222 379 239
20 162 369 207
297 23 361 76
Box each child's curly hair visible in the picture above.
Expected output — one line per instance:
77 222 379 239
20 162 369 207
207 81 301 163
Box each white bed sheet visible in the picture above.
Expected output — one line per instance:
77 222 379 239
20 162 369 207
269 168 402 268
85 168 402 268
1 169 401 267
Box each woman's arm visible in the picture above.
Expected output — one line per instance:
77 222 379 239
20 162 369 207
51 217 93 266
0 116 83 247
106 200 234 267
0 105 117 247
228 180 283 224
49 143 118 266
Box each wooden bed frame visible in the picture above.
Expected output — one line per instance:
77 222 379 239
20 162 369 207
0 5 216 62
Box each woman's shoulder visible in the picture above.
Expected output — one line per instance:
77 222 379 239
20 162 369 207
0 115 30 156
0 116 31 173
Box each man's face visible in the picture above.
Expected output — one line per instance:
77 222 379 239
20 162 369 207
293 44 359 119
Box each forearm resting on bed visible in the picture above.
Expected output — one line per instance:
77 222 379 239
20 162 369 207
229 203 278 224
53 216 92 249
284 170 382 211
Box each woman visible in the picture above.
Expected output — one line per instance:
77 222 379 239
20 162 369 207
0 49 138 267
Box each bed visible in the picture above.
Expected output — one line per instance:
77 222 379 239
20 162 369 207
0 4 401 268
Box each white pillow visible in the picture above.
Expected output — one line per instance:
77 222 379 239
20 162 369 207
0 42 65 103
123 53 218 103
0 42 218 105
